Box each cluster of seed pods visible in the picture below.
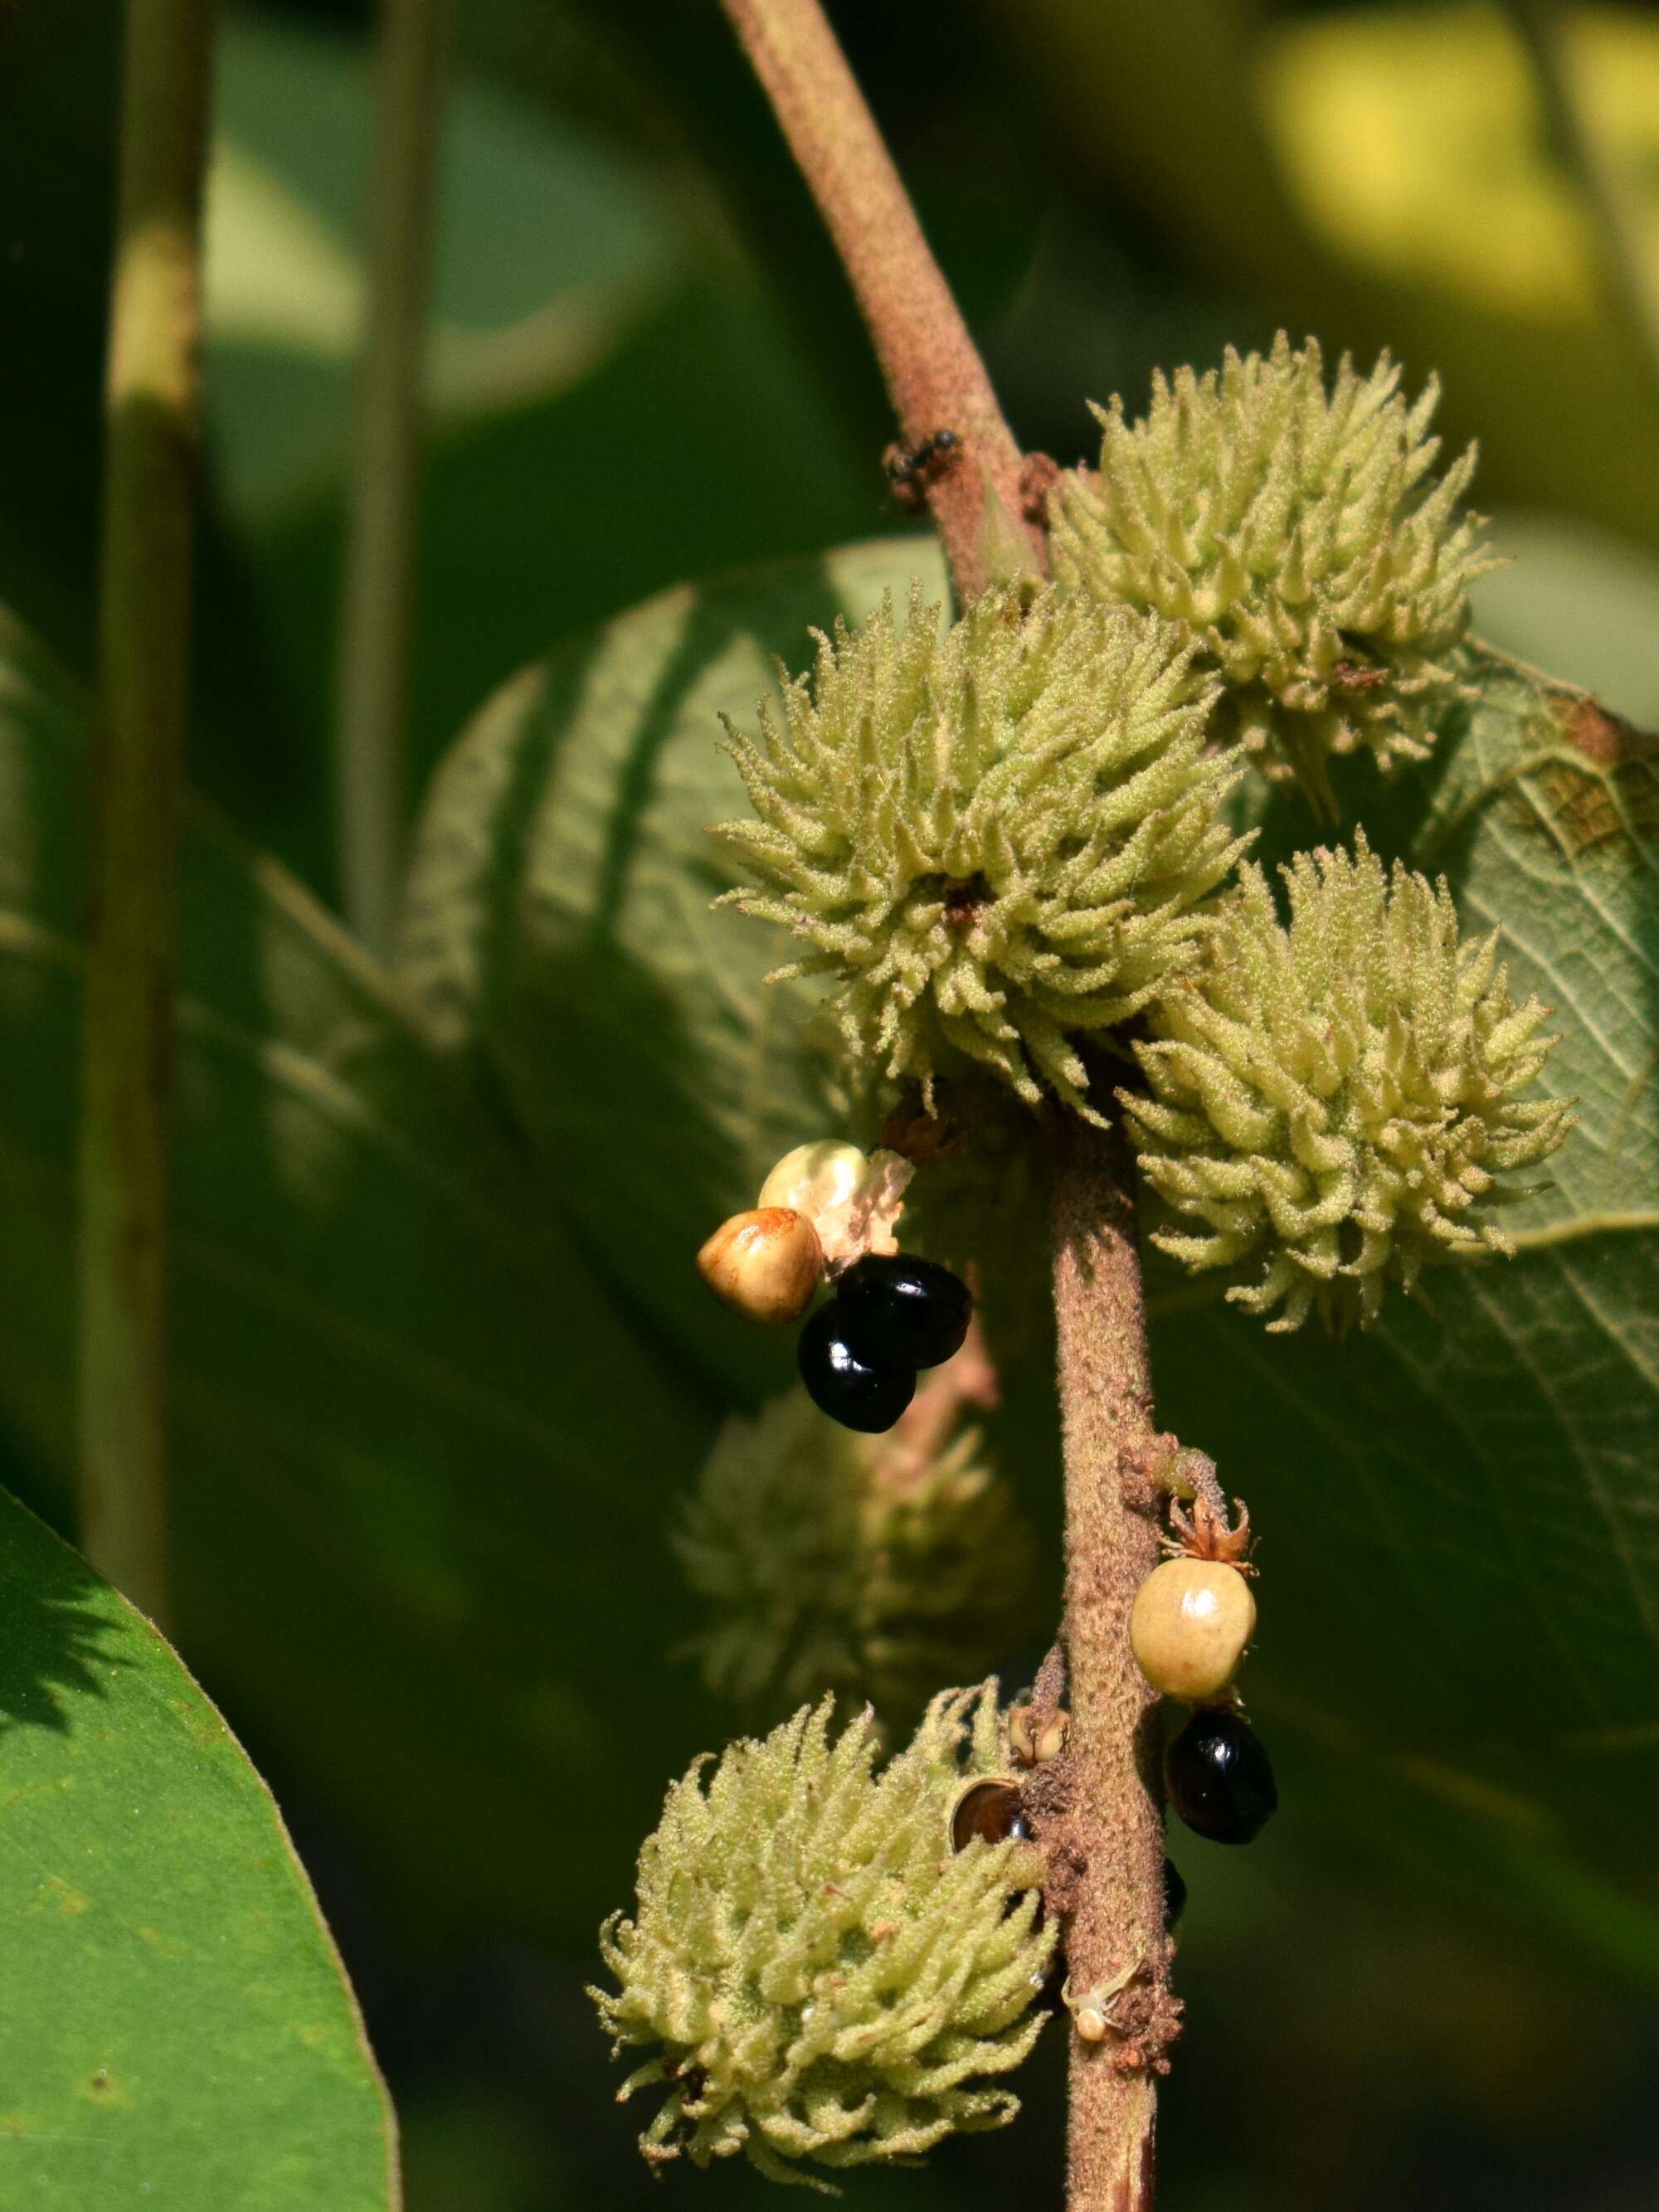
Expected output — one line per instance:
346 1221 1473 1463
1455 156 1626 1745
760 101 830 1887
1131 1495 1277 1846
698 1150 1275 1869
696 1140 973 1432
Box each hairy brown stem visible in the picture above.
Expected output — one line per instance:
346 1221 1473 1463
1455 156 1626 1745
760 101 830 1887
718 12 1170 2201
77 0 216 1624
718 0 1046 600
1048 1114 1171 2212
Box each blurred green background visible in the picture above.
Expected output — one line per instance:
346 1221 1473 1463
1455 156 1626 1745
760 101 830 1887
0 1 1656 2207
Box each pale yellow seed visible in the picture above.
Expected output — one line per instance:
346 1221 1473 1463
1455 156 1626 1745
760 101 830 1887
1129 1558 1257 1702
696 1208 823 1325
757 1139 871 1219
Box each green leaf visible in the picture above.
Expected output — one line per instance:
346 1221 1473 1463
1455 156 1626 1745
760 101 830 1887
205 8 678 525
0 1484 397 2206
199 8 883 900
397 535 951 1400
0 609 713 1950
1000 0 1659 562
1152 648 1659 1882
402 546 1659 1923
1469 511 1659 732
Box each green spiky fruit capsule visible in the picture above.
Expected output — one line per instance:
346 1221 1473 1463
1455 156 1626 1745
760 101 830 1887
715 581 1248 1117
591 1685 1053 2189
677 1385 1034 1725
1049 334 1498 809
1120 832 1574 1332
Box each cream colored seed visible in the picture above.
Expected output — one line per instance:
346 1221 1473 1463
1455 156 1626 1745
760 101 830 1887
1129 1558 1257 1703
757 1140 872 1221
696 1208 823 1325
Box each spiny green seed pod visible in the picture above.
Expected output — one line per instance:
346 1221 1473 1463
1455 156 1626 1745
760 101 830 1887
677 1378 1035 1728
591 1685 1053 2190
1120 833 1574 1332
1049 334 1498 809
715 581 1248 1117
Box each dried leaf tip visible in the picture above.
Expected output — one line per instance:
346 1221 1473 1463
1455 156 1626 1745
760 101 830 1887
1050 334 1500 810
1121 830 1575 1331
715 581 1249 1117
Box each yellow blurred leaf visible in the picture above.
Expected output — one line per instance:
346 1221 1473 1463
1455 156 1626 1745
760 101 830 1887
1261 2 1659 328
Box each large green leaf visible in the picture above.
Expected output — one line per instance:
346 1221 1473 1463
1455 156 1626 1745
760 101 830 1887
0 1485 397 2206
398 536 951 1401
1154 649 1659 1882
0 610 714 1949
199 8 883 902
1469 511 1659 732
401 547 1659 1923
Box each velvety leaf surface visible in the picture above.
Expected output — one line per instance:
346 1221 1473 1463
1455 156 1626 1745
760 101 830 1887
0 611 713 1948
1155 649 1659 1881
402 551 1659 1921
0 1486 397 2207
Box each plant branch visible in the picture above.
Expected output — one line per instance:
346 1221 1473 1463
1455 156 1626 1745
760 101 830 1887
718 0 1046 601
1503 0 1659 412
713 13 1171 2200
1046 1114 1170 2212
78 0 217 1623
334 0 451 956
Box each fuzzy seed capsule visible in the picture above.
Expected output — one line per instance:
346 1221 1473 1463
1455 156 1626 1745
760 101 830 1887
697 1208 823 1325
1130 1558 1257 1702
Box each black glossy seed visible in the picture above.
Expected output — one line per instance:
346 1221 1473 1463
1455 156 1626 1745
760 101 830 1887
951 1782 1029 1852
1162 1858 1188 1929
797 1303 917 1432
835 1254 972 1369
1164 1708 1277 1845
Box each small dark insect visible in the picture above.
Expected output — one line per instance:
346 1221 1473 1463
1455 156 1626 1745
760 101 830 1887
1331 659 1391 692
884 427 962 502
941 870 990 930
951 1781 1030 1852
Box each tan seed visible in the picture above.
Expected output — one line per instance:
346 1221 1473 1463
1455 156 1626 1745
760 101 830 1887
696 1208 823 1325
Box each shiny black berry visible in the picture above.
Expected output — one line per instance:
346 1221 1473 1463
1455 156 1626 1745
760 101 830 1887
797 1303 917 1432
1164 1707 1277 1845
835 1254 972 1369
1162 1857 1188 1929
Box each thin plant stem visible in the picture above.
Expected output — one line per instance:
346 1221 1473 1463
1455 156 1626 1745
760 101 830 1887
714 10 1173 2205
719 0 1046 602
1504 0 1659 412
78 0 218 1624
334 0 450 957
1048 1116 1170 2212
